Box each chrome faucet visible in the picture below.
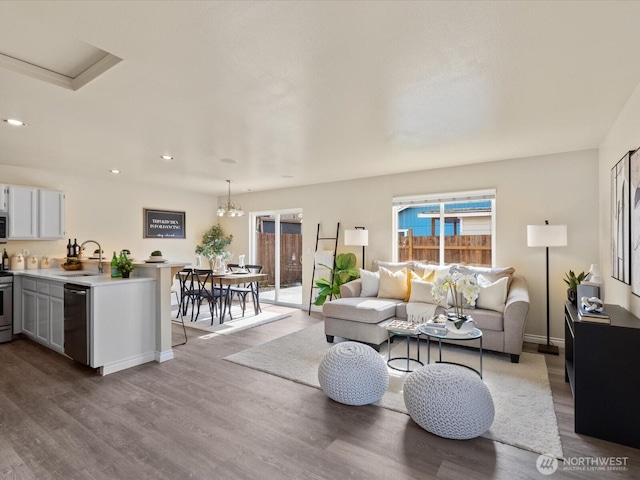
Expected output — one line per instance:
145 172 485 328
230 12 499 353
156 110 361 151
80 240 104 273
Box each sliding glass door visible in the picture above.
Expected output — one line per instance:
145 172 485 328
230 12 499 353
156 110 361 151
251 209 303 307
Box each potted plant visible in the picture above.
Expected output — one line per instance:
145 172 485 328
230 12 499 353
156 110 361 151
313 253 360 306
432 271 481 332
195 224 233 269
564 270 586 305
116 257 135 278
150 250 163 260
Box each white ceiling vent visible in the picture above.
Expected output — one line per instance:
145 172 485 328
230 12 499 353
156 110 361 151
0 29 121 90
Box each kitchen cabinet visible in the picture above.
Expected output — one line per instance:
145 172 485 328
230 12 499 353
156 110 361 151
6 186 65 240
8 185 37 239
22 289 36 337
48 284 64 353
38 189 65 239
0 185 7 211
14 267 172 376
21 278 65 353
36 292 49 344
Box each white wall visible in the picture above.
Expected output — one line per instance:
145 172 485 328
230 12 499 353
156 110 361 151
0 164 216 265
599 81 640 318
221 149 599 343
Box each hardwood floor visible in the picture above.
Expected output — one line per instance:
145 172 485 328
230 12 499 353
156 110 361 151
0 310 638 479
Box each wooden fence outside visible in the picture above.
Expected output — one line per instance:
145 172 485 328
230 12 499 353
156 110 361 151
257 232 303 286
398 229 492 266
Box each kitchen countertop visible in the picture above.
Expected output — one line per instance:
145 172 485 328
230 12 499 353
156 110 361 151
13 269 155 287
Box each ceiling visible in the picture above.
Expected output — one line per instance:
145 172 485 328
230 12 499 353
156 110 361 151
2 1 640 197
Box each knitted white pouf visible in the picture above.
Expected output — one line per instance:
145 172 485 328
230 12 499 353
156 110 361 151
403 364 494 440
318 342 389 406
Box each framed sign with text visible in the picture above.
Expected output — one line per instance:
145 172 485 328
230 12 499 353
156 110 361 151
143 208 186 239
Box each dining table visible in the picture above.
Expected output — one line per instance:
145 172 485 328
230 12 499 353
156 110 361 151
214 272 267 323
177 269 267 324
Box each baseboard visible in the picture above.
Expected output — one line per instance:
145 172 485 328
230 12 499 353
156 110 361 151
101 352 157 376
155 349 174 363
524 333 565 350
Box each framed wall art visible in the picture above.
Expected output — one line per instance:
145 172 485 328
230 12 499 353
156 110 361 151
143 208 186 239
631 148 640 296
611 151 631 284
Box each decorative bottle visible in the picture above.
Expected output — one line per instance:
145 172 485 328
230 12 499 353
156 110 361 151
66 239 72 257
72 238 79 257
111 251 121 278
2 248 9 271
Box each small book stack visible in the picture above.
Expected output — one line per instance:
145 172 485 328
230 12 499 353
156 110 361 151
578 306 610 324
424 319 447 330
386 319 421 334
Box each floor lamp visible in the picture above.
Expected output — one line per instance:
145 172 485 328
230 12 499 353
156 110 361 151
527 221 568 355
344 227 369 269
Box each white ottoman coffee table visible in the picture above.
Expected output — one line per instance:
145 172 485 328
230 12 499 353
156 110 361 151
318 342 389 406
403 363 494 439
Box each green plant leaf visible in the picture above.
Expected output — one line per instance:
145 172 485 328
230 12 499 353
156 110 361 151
335 252 356 270
312 252 360 306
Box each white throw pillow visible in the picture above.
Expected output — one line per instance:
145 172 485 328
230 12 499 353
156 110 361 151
359 269 380 297
377 266 408 300
409 279 448 307
476 276 509 312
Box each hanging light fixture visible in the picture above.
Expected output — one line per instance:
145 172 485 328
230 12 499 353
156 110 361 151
217 180 245 217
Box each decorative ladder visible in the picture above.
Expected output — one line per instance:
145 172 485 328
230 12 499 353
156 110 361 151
308 222 340 315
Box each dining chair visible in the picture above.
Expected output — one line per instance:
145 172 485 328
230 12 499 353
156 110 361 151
170 281 187 346
228 264 263 316
177 268 199 321
193 269 224 324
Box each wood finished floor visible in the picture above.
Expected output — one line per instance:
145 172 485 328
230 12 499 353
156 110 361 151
0 309 638 480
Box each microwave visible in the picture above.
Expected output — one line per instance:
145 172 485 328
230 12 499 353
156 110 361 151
0 213 7 243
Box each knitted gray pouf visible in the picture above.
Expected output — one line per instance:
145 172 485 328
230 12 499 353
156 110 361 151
318 342 389 406
403 364 494 439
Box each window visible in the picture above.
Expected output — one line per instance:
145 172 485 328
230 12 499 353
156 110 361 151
393 189 496 267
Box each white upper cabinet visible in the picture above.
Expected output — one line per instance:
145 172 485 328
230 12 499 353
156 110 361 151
8 186 38 239
38 189 65 239
0 185 8 212
7 185 65 240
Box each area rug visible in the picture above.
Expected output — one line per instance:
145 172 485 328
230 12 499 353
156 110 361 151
177 304 295 336
224 322 563 458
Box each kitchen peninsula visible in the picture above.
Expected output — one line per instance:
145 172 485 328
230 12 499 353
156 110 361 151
12 261 186 375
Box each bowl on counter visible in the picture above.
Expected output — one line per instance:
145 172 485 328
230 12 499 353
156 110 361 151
61 263 83 271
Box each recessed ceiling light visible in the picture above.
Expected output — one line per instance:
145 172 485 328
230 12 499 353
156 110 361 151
109 169 121 174
221 158 237 164
3 118 27 126
161 155 173 160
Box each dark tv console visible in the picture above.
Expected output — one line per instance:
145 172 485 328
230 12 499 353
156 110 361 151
564 302 640 449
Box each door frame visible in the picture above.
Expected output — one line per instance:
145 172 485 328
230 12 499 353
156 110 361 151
249 208 303 307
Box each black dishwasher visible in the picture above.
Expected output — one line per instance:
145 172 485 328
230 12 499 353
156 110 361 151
64 284 90 365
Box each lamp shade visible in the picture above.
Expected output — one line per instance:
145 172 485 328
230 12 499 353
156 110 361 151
527 224 567 247
344 229 369 247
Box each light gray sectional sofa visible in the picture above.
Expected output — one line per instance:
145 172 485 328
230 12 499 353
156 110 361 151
322 261 530 363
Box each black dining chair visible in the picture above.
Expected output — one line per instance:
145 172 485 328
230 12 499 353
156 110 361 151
171 271 188 346
228 264 263 317
177 268 199 321
193 269 224 324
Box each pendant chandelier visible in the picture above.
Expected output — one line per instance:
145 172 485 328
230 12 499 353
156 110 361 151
217 179 244 217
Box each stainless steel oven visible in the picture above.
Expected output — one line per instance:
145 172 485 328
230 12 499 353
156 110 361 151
0 273 13 343
0 212 7 243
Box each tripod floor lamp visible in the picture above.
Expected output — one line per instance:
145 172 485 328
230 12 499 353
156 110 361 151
344 227 368 269
527 221 568 355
